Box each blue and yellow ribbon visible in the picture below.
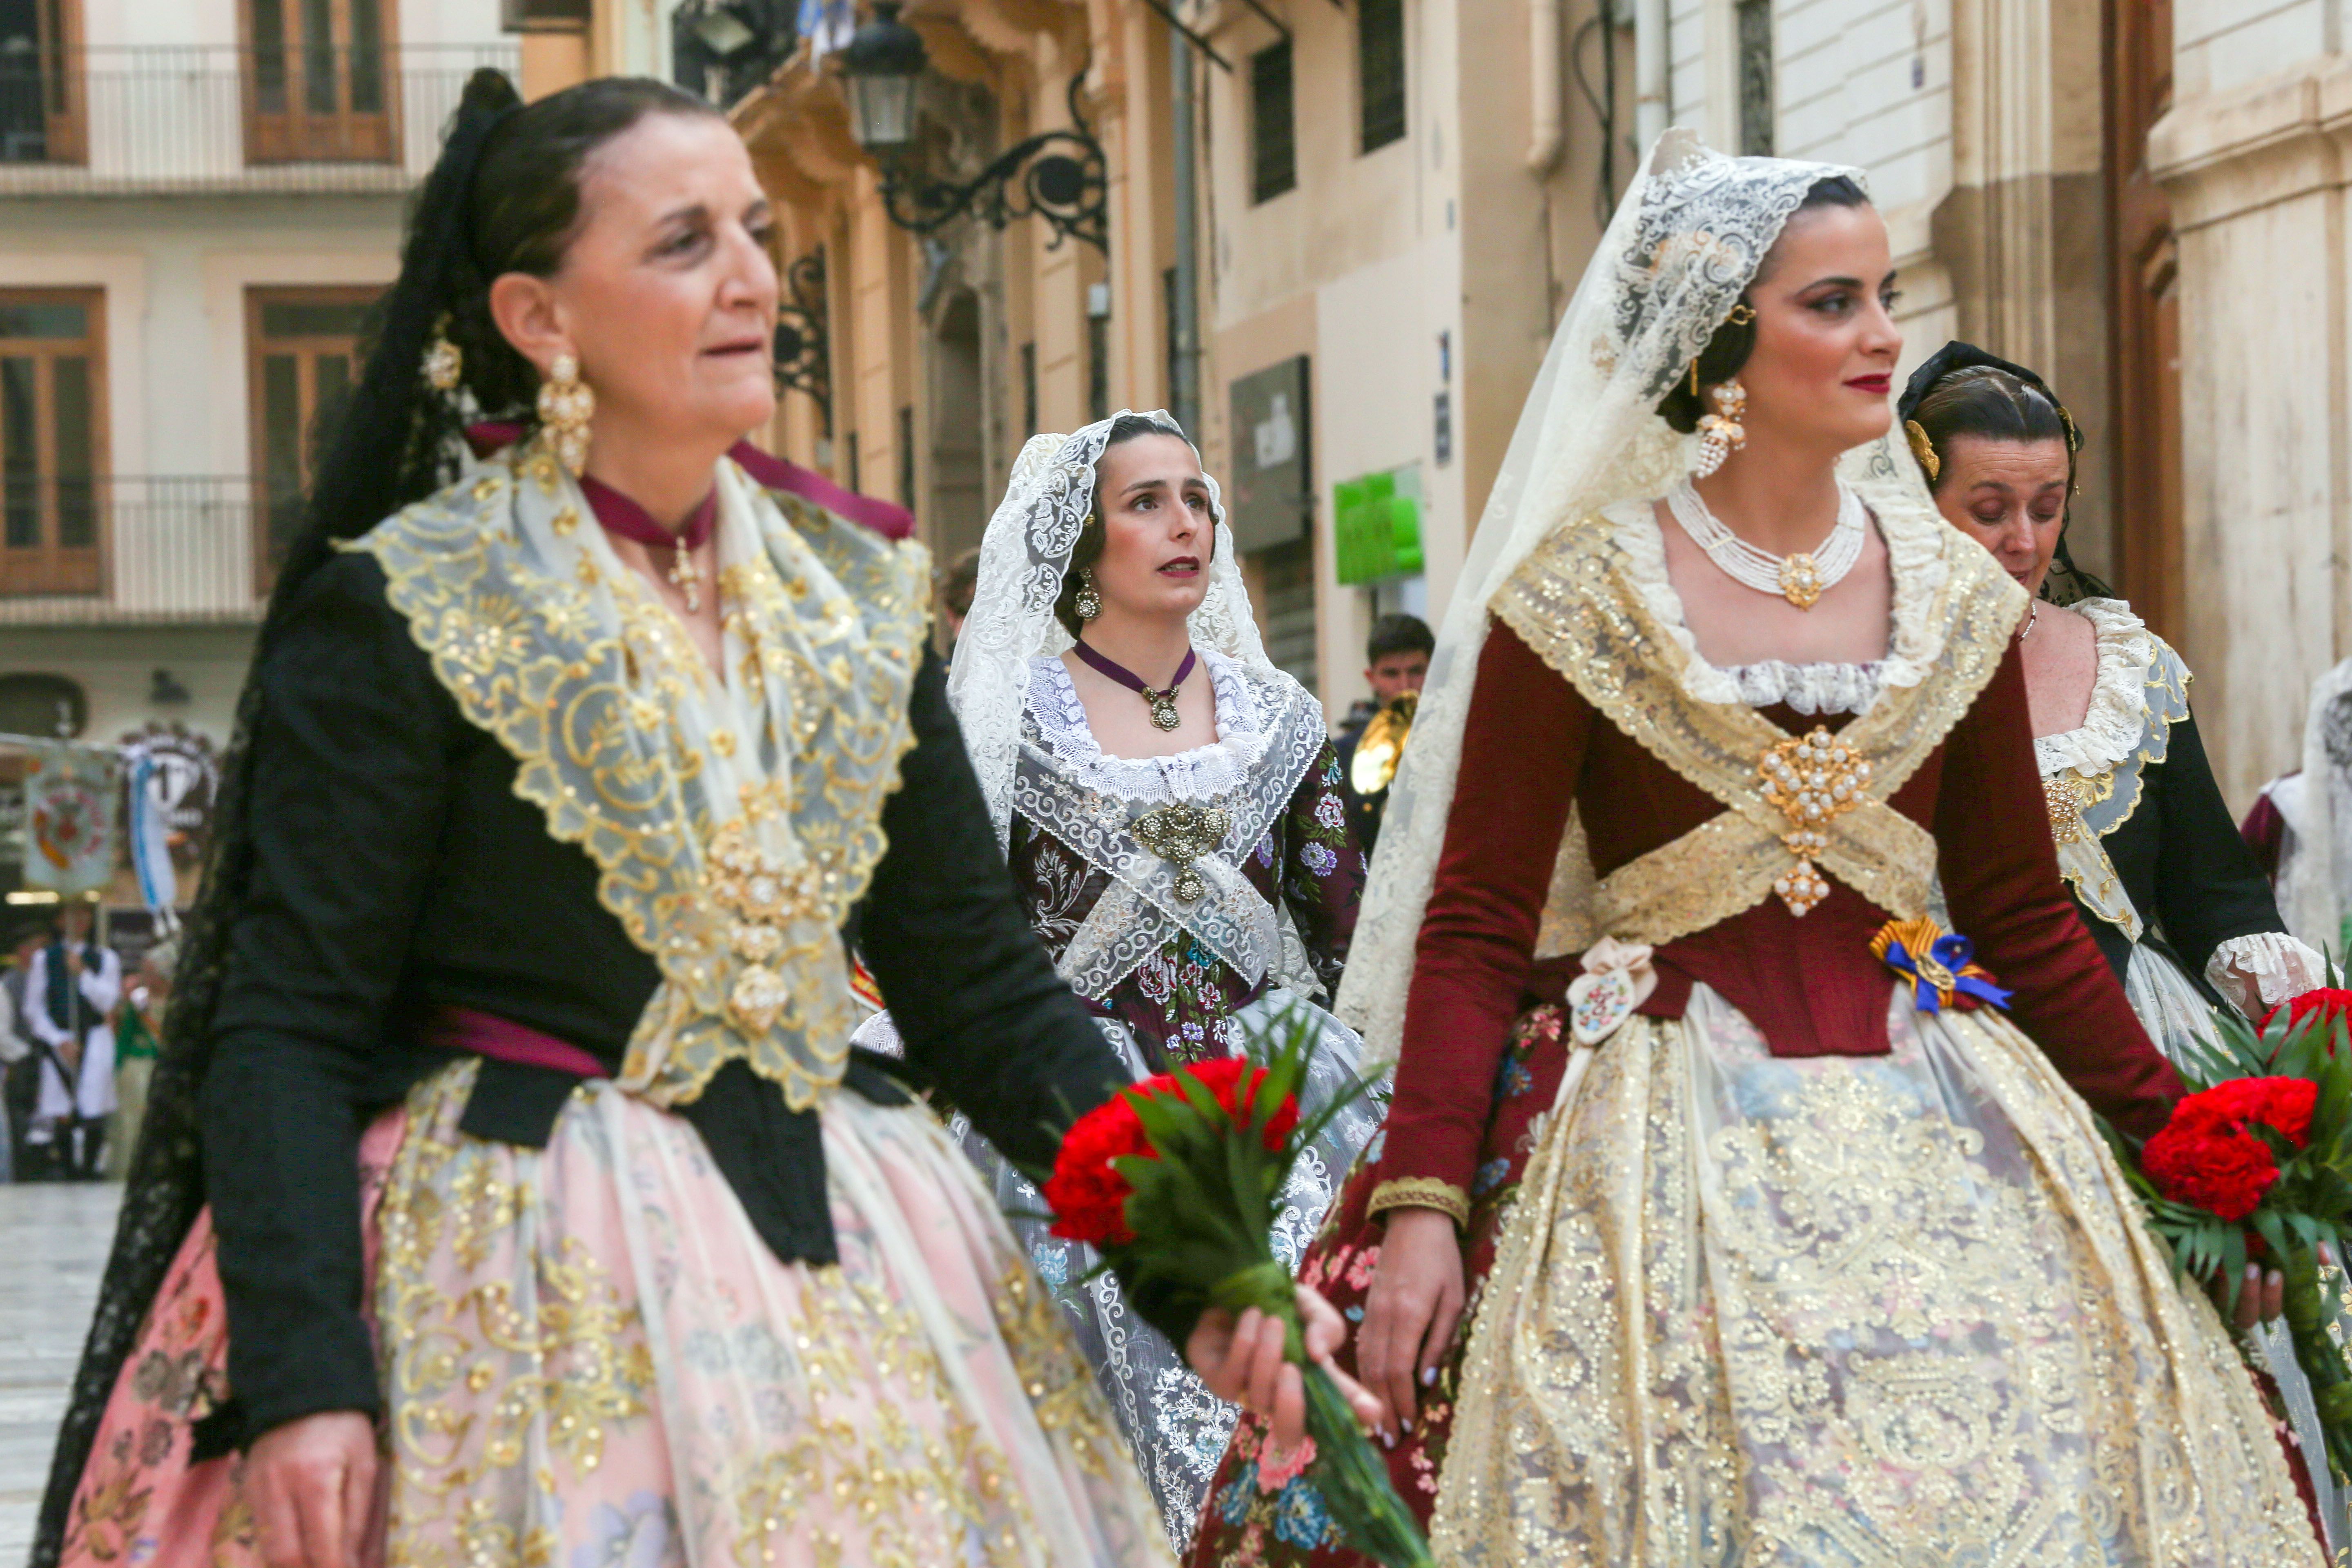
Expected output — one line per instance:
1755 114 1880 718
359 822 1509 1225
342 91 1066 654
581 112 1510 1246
1869 917 2013 1013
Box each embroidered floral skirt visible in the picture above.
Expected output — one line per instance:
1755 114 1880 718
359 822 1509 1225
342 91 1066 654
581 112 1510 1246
54 1058 1170 1568
1193 983 2326 1568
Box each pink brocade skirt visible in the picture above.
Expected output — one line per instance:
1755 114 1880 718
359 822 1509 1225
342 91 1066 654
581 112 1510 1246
56 1059 1167 1568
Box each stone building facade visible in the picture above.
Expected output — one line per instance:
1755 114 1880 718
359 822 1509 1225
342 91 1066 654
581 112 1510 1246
539 0 2330 804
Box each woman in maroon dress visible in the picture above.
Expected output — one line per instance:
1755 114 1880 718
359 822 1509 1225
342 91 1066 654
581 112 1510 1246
1185 132 2318 1567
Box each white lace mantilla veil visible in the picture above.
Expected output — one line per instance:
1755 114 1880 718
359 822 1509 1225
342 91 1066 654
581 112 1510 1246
1341 130 1918 1070
949 409 1278 848
2283 656 2352 952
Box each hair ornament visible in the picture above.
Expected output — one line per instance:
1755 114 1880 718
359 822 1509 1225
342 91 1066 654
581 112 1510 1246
1903 419 1940 482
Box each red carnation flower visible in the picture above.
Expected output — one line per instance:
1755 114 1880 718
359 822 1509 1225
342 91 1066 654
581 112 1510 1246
2143 1121 2280 1222
1045 1058 1306 1245
2163 1076 2318 1151
2263 988 2352 1036
1167 1057 1300 1150
1044 1092 1152 1245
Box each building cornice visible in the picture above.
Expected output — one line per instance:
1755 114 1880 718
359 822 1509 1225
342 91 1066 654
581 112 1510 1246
2149 56 2352 232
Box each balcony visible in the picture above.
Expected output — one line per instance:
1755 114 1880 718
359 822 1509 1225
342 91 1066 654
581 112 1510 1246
0 477 269 625
0 45 519 197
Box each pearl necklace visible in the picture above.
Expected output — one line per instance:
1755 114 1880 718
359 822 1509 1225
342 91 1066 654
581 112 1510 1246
1666 480 1868 610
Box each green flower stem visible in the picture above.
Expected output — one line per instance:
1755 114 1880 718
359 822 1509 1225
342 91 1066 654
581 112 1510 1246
2278 1246 2352 1482
1212 1261 1305 1357
1211 1261 1435 1568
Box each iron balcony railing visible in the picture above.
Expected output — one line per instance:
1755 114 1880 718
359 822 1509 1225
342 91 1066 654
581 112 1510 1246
0 476 276 624
0 45 518 195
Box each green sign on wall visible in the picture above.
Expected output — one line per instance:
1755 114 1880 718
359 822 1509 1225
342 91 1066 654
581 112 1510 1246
1332 463 1423 586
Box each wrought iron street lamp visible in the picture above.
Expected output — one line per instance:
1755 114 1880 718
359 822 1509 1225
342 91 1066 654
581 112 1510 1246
773 249 832 433
835 1 1109 253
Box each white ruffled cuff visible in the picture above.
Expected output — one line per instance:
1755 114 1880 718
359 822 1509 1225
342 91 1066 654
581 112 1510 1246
2204 931 2332 1017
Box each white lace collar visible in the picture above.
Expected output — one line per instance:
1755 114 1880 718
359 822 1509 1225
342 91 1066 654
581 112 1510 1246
2035 598 2163 778
1717 659 1887 717
1601 484 1949 714
1023 648 1274 804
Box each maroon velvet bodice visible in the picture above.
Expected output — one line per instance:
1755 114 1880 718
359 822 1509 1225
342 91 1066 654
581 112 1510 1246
1381 618 2184 1205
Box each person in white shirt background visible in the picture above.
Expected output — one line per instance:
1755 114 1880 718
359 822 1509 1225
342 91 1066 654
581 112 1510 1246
24 902 120 1181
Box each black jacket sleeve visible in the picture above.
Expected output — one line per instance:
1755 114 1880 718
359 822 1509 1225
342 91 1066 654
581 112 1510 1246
857 648 1130 1174
2150 709 2292 975
203 553 457 1435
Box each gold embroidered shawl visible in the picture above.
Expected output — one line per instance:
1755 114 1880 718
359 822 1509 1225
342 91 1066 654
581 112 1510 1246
353 444 928 1110
1494 483 2026 949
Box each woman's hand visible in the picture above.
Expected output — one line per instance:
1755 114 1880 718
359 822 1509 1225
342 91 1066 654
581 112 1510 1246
246 1410 378 1568
1187 1285 1382 1450
2215 1243 2338 1332
1356 1206 1463 1443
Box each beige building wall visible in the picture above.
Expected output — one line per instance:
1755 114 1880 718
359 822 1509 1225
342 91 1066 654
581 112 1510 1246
2152 44 2352 806
0 0 506 841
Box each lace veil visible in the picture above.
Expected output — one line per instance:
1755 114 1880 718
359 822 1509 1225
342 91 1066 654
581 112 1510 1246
949 410 1276 848
2283 656 2352 953
1339 131 1877 1069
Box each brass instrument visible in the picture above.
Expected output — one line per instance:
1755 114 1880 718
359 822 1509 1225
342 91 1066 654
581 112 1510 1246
1348 690 1418 797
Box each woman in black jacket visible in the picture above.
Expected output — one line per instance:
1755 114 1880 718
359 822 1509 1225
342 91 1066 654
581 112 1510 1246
36 70 1354 1568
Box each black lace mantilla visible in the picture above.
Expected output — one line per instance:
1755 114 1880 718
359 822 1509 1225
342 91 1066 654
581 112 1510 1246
32 675 264 1566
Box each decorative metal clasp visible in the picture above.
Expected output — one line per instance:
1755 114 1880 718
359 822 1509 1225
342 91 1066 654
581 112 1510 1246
1756 726 1872 915
1131 800 1230 904
706 816 829 1033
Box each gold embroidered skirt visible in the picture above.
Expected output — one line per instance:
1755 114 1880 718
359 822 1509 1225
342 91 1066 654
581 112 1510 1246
374 1060 1169 1567
1432 983 2324 1566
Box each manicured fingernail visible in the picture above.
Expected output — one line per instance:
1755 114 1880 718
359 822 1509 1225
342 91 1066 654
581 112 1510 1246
1381 1430 1394 1448
1421 1367 1438 1386
1400 1418 1413 1434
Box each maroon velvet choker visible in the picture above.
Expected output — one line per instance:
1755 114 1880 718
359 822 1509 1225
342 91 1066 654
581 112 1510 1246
1072 637 1196 732
577 474 718 611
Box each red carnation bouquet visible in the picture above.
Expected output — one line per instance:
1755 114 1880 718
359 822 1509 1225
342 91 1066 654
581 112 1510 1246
1040 1009 1434 1568
2108 987 2352 1480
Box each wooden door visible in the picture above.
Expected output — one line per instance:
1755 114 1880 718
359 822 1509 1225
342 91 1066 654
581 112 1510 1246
0 290 105 597
246 287 372 585
243 0 396 163
2104 0 2180 639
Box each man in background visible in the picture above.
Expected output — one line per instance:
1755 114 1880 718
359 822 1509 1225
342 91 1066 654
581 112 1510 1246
1334 613 1433 854
26 902 121 1180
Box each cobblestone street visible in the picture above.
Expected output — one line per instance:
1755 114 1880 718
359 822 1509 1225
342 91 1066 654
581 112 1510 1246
0 1185 119 1563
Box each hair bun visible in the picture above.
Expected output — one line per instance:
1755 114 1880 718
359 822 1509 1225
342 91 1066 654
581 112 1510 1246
456 66 524 124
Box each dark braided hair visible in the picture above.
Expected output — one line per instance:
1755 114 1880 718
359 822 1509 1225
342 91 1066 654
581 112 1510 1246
31 71 722 1566
1895 340 2111 604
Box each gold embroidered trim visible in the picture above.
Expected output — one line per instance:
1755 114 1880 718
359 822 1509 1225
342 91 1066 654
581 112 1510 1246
1367 1176 1471 1227
353 450 929 1109
1493 497 2021 947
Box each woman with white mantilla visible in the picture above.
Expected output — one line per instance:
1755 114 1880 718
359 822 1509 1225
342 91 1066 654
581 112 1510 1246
859 411 1379 1552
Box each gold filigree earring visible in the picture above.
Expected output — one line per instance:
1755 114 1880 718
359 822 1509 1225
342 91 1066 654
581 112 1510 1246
537 351 595 476
1075 566 1103 621
421 325 462 394
1693 378 1748 478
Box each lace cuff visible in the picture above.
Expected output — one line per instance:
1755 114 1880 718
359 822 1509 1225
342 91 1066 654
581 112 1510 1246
2204 931 2331 1016
1366 1177 1470 1228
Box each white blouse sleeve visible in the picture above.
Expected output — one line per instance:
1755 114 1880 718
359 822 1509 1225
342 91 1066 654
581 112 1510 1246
2204 931 2332 1018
